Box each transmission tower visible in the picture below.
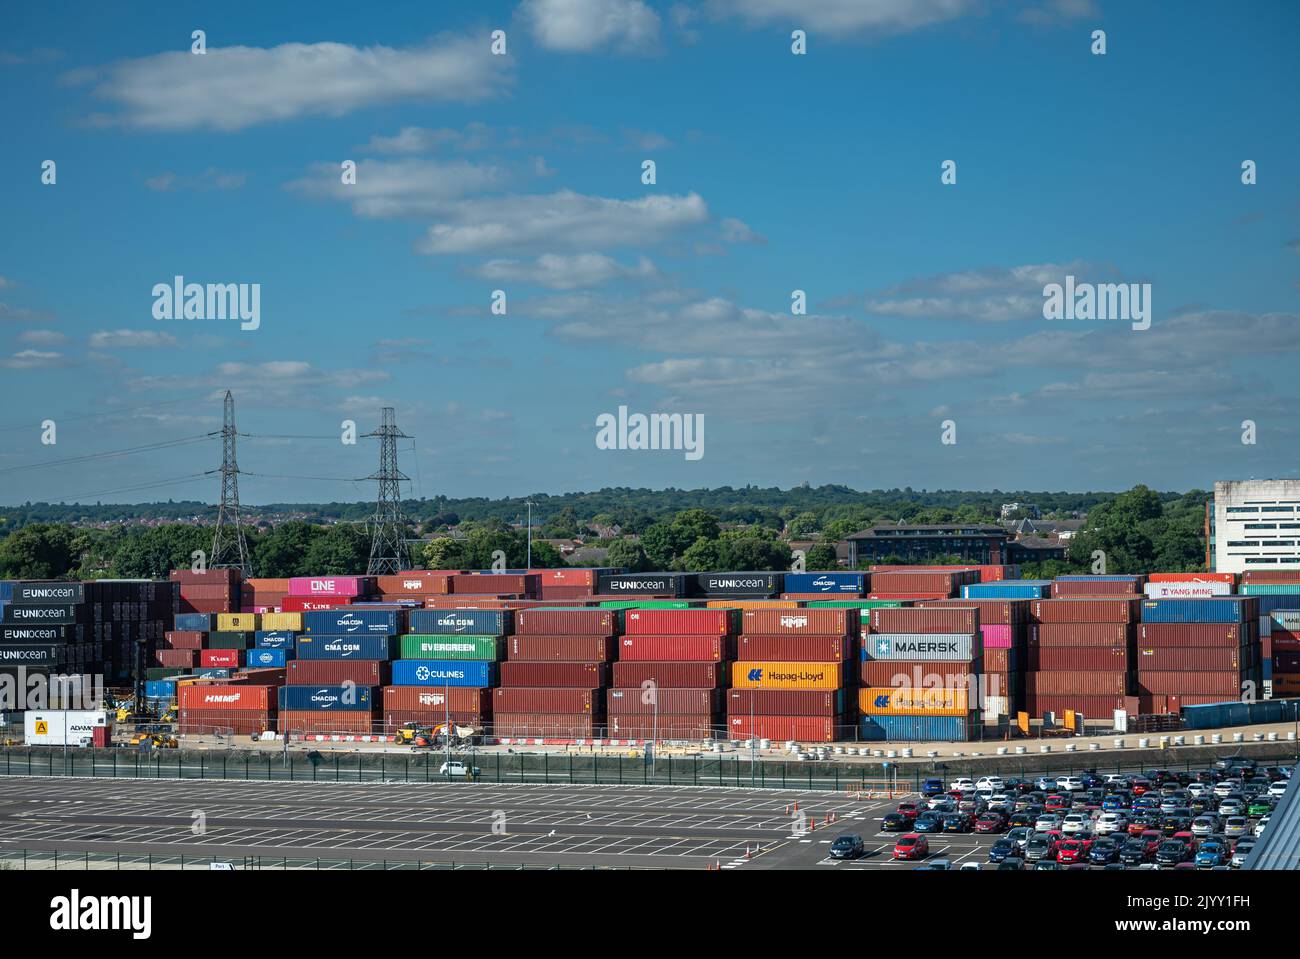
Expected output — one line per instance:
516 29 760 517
363 407 411 574
209 390 251 576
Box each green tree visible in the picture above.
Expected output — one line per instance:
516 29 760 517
0 523 76 578
672 509 720 544
804 543 839 569
605 538 649 572
254 521 322 577
786 512 822 537
110 524 212 579
639 522 695 569
679 537 726 571
303 524 371 574
423 537 470 570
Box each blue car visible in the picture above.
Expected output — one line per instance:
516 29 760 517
1195 841 1226 868
1102 795 1127 811
914 814 945 833
921 778 945 797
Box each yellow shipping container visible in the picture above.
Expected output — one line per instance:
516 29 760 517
260 612 302 632
731 661 842 690
217 613 260 632
858 686 969 717
704 600 800 609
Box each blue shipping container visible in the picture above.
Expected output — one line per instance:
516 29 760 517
255 630 297 649
962 581 1052 599
246 648 289 668
301 609 404 636
0 582 12 602
144 680 177 698
408 609 512 636
782 572 866 594
390 659 497 687
859 714 971 742
175 613 216 631
295 634 397 660
1141 598 1257 624
277 685 373 711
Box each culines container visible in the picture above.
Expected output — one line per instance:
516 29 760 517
390 660 497 687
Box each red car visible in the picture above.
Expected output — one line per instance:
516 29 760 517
1139 829 1164 856
1127 819 1149 836
1172 831 1197 852
974 812 1008 834
1055 839 1088 864
1044 794 1069 812
1131 779 1152 796
893 834 929 861
897 802 920 817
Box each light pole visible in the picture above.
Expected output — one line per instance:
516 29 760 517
525 499 535 569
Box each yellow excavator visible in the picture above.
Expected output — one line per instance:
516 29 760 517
393 723 480 748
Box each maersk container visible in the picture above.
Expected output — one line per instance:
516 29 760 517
859 714 971 742
1140 598 1257 624
255 631 297 649
295 634 397 660
175 613 216 631
861 633 977 662
399 635 502 661
247 648 289 668
390 659 497 687
962 581 1051 599
783 572 866 595
277 685 373 711
408 608 511 636
302 608 403 636
1270 610 1300 630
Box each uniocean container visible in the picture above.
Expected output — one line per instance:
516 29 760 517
861 633 976 662
288 576 373 597
492 687 599 713
725 714 839 742
1140 598 1256 624
295 634 396 660
408 608 511 635
782 572 866 595
606 687 721 714
506 635 616 662
390 659 497 687
741 608 855 636
597 573 688 597
246 648 289 669
859 686 968 716
730 661 843 690
723 688 844 716
870 607 978 634
611 661 726 688
285 660 390 686
1136 647 1240 670
1144 581 1232 599
255 630 297 649
514 608 619 636
1135 623 1242 646
734 635 850 662
962 581 1051 599
617 635 730 662
399 635 502 661
1031 599 1139 624
688 572 782 597
624 608 736 636
860 714 971 742
498 662 609 687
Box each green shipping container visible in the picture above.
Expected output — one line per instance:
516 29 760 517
146 667 185 680
1240 585 1300 595
399 634 503 661
597 600 694 609
804 600 908 609
207 631 252 649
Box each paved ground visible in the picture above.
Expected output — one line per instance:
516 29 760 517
0 775 944 869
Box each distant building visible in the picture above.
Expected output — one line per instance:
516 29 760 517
1007 518 1084 540
1006 537 1067 564
1211 479 1300 574
1000 502 1041 520
843 524 1009 566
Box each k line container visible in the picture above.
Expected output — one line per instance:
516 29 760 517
734 635 850 662
280 597 353 612
1140 598 1257 624
1030 599 1140 624
515 608 619 637
741 608 855 636
861 633 977 662
606 687 722 714
624 609 737 636
725 714 839 742
492 687 600 713
390 660 497 687
498 662 609 687
408 609 511 636
860 714 971 742
611 662 726 688
730 661 843 690
506 635 616 662
870 607 978 634
859 686 969 716
200 649 241 669
616 635 730 662
723 688 845 716
295 635 396 661
399 635 502 661
285 660 391 686
782 572 867 595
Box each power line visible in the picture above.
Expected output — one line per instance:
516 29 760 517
54 473 211 502
0 435 212 475
0 394 214 435
242 433 341 440
241 471 364 483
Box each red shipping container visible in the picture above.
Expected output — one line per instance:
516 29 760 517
505 635 614 662
178 710 273 735
918 599 1028 625
285 660 391 686
281 596 353 612
278 710 374 735
734 635 850 662
872 564 1016 583
531 568 596 588
515 608 618 637
179 599 236 614
724 714 840 742
539 585 597 601
983 670 1013 700
382 685 493 714
741 608 855 636
1137 671 1242 696
178 583 237 600
493 713 596 738
171 568 241 585
723 689 844 716
1030 599 1139 624
870 570 977 595
1148 572 1237 584
1138 693 1169 714
163 630 205 650
867 593 950 601
1274 652 1300 671
382 710 489 729
179 684 273 711
1169 694 1239 708
238 668 285 686
449 573 540 597
1051 579 1143 597
492 688 601 713
1136 647 1241 671
871 607 978 634
1135 623 1241 646
860 661 977 687
376 571 455 595
200 648 241 669
1242 570 1300 582
605 687 722 714
1025 671 1128 695
1031 624 1131 647
624 609 735 636
984 648 1013 672
616 635 730 662
611 662 726 688
156 649 196 668
498 662 609 687
1025 694 1130 715
1027 647 1130 670
605 715 719 738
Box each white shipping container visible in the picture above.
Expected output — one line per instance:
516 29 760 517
981 696 1009 718
24 710 109 746
1144 582 1231 599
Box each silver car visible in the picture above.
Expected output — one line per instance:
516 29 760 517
1191 815 1218 837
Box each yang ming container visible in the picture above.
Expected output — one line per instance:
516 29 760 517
782 572 866 595
408 608 511 636
390 659 497 687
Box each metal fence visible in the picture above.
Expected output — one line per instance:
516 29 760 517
0 849 643 871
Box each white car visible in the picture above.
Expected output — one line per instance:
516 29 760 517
1186 782 1209 798
1095 812 1128 835
1214 780 1241 798
1056 776 1084 792
976 776 1005 792
1060 813 1088 834
1190 815 1218 837
949 778 975 792
1035 814 1062 832
439 761 481 778
959 862 982 871
1269 781 1289 798
928 796 955 811
1255 816 1270 838
975 788 994 803
987 793 1011 811
1103 774 1128 785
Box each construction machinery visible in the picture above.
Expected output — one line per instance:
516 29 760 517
129 731 178 748
393 723 480 748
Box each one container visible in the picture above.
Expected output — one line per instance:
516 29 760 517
729 661 843 690
741 608 855 636
287 576 374 597
389 659 498 687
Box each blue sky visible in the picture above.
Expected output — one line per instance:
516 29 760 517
1 0 1297 505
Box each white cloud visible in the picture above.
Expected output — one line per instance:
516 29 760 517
720 217 765 244
360 126 466 154
89 329 181 349
0 349 66 369
625 128 672 151
18 329 69 346
866 261 1106 322
287 158 507 218
473 253 658 289
418 190 709 254
521 0 661 52
70 35 511 131
705 0 979 35
1018 0 1101 26
145 168 247 192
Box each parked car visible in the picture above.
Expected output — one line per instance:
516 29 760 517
998 857 1025 870
949 778 976 792
1191 815 1219 837
914 813 945 834
1119 837 1151 865
1223 816 1250 838
1095 812 1128 835
1230 837 1256 868
1089 836 1121 865
1006 826 1034 850
1195 840 1227 868
1024 836 1057 863
921 778 946 797
974 812 1008 834
1057 776 1085 792
829 834 864 859
1155 839 1192 866
1254 816 1270 838
1060 813 1089 834
988 838 1018 863
976 776 1005 792
944 813 974 833
893 834 928 861
882 812 913 832
1268 781 1289 798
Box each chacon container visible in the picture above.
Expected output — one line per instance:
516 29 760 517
498 662 609 687
741 608 855 636
287 576 374 598
870 607 978 634
782 572 867 595
390 659 497 687
606 687 722 714
734 635 850 662
723 688 844 716
408 609 512 635
277 685 373 711
611 661 726 688
624 609 737 636
284 660 391 686
616 635 730 662
1030 599 1140 624
399 635 502 661
729 661 843 690
295 635 397 661
859 714 971 742
724 715 839 742
492 687 600 713
858 686 969 716
514 608 619 636
1140 598 1257 624
506 635 616 662
860 633 977 662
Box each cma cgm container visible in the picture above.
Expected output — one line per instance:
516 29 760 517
606 687 722 714
277 685 374 711
860 714 971 742
399 635 502 661
624 608 736 636
782 572 866 595
515 608 619 637
735 635 850 662
725 714 839 742
870 607 978 635
498 662 609 687
254 631 296 649
390 659 497 687
617 635 730 662
493 687 600 713
596 573 687 597
1031 599 1139 624
611 661 726 688
861 633 977 662
295 635 396 661
286 660 391 686
741 608 855 636
724 689 845 716
408 609 512 636
962 581 1051 600
507 635 615 662
687 572 782 597
302 609 404 636
1140 598 1257 624
730 661 843 690
288 576 373 597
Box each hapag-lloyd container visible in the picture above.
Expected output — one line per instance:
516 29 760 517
216 613 260 631
782 572 867 595
302 608 404 635
1025 671 1128 695
624 609 737 636
515 608 619 637
870 607 978 634
610 661 726 688
498 662 609 687
492 687 600 713
1135 623 1242 646
1136 671 1242 696
507 635 616 662
606 687 722 714
917 599 1028 625
178 684 273 711
859 686 969 716
980 625 1014 649
861 633 977 662
295 635 397 660
860 714 971 742
408 608 512 635
288 576 374 598
730 661 843 690
1031 623 1132 647
286 660 390 686
399 635 502 661
390 660 497 687
723 688 845 716
278 685 374 711
734 635 850 662
1026 646 1129 670
381 685 492 714
1144 581 1232 599
1140 598 1257 624
1030 599 1139 624
724 714 840 742
1136 647 1241 670
617 635 730 662
741 608 856 635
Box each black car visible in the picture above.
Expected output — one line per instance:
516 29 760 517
944 814 973 833
998 857 1025 870
1156 839 1192 866
881 812 913 832
829 834 865 860
988 838 1018 863
1119 838 1149 865
914 813 945 833
1088 838 1121 865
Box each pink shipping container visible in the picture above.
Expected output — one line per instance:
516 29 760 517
741 608 855 636
980 625 1013 649
616 635 730 662
493 714 596 738
724 714 840 742
288 576 374 597
624 609 735 636
605 687 722 714
1135 623 1242 647
1030 599 1139 624
1135 647 1241 671
1031 623 1131 647
734 635 850 662
611 662 726 688
492 687 601 713
1027 647 1130 670
164 630 205 650
870 570 978 595
723 689 844 717
515 608 618 637
870 607 979 634
918 599 1028 625
285 660 390 686
449 574 540 597
1137 671 1242 696
498 662 609 687
1025 670 1128 695
605 714 719 739
506 635 616 662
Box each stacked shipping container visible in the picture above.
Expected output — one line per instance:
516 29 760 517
1024 597 1139 720
1135 598 1259 711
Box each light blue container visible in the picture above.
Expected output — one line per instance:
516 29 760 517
390 659 497 687
962 581 1052 599
859 714 971 742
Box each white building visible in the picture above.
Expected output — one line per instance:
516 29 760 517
1212 479 1300 574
